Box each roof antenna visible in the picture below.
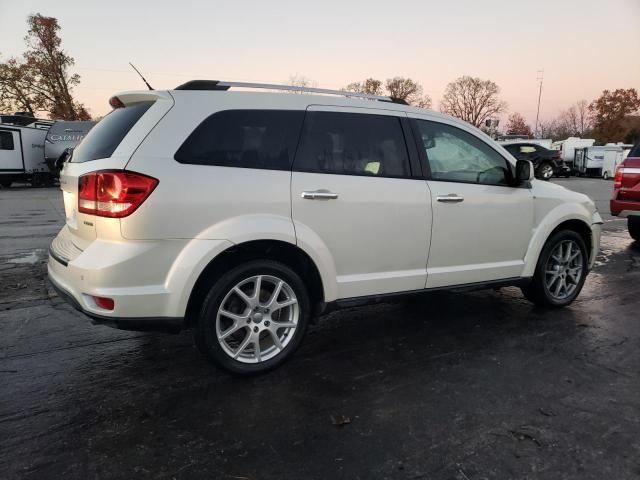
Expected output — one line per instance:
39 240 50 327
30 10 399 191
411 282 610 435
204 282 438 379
129 62 154 90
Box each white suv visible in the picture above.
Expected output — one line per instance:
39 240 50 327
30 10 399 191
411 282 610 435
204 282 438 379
49 80 603 374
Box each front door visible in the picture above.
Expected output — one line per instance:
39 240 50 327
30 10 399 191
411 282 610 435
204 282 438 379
291 107 432 300
411 118 534 288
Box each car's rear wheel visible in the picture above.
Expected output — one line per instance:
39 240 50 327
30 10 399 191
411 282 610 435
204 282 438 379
522 230 588 308
536 162 554 181
629 217 640 241
194 260 310 375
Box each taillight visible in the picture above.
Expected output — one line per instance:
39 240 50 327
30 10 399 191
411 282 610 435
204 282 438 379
78 170 158 218
613 167 624 189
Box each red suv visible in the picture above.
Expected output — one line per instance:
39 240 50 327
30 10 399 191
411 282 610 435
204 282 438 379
611 143 640 241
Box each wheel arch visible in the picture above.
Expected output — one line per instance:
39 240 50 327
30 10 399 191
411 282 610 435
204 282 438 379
523 211 594 277
184 239 326 328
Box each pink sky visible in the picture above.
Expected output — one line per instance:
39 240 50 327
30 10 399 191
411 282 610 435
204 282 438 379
1 0 639 126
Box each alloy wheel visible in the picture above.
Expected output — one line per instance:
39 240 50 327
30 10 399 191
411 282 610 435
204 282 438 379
544 240 584 300
540 164 554 179
215 275 299 363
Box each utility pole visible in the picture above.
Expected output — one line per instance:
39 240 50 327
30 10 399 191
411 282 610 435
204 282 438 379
534 69 544 138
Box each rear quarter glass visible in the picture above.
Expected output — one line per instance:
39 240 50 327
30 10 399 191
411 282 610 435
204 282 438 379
71 101 154 163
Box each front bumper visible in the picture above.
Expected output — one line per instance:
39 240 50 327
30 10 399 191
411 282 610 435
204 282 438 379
589 219 603 270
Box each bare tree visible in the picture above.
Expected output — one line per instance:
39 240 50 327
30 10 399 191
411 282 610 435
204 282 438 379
439 76 507 128
343 77 432 108
385 77 431 107
575 99 591 135
286 74 318 93
344 78 384 96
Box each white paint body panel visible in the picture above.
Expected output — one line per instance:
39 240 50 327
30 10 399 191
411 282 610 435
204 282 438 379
48 89 602 323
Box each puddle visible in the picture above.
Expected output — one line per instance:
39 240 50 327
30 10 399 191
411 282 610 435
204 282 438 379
6 250 43 265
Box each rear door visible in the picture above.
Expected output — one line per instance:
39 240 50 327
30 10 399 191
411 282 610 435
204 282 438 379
59 92 173 248
0 128 23 172
291 106 431 299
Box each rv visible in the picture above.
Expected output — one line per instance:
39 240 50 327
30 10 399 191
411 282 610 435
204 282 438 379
552 137 595 169
574 144 632 178
0 115 51 187
44 120 96 175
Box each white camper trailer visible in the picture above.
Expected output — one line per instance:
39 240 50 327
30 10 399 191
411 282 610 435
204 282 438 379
574 144 631 178
601 143 634 179
552 137 596 169
0 123 50 187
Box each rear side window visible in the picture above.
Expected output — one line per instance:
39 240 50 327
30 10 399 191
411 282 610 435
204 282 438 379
629 144 640 158
0 131 15 150
72 101 153 163
294 112 410 178
175 110 304 170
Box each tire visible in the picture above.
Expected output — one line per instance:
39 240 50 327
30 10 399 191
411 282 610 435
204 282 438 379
194 260 310 375
602 171 610 180
521 230 588 308
536 162 554 181
629 217 640 241
0 178 12 188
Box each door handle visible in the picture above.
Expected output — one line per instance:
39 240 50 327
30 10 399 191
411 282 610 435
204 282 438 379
301 190 339 200
436 194 464 203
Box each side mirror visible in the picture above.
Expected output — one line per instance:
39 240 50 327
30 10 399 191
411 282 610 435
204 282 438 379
515 159 534 184
56 147 73 170
422 137 436 149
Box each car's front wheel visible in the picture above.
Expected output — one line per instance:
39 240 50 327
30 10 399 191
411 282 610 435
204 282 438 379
522 230 588 308
629 216 640 241
194 260 310 375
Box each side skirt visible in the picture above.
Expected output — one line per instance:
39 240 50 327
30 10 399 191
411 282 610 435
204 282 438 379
321 277 532 314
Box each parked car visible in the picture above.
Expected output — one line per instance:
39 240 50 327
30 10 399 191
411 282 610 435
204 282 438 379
610 143 640 241
48 81 603 374
502 142 570 180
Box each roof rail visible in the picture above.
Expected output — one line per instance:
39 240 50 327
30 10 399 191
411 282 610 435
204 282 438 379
174 80 409 105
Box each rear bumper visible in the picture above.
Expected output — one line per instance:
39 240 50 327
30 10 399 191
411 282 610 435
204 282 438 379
47 225 232 332
610 198 640 217
48 275 183 333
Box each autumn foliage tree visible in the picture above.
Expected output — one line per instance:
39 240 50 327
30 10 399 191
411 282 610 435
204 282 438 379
589 89 640 143
0 14 89 119
505 112 533 137
440 76 507 128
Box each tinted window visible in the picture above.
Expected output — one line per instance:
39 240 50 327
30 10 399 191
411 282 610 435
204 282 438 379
294 112 410 177
175 110 304 170
628 143 640 158
415 120 510 186
72 101 153 163
0 131 15 150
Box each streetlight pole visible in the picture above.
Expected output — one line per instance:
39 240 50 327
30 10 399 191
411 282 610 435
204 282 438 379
534 69 544 138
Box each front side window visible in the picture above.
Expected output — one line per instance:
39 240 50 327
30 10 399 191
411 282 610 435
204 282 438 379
0 131 15 150
415 120 510 186
175 110 304 170
294 111 410 178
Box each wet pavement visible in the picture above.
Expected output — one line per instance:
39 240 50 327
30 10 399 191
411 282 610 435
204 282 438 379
1 179 639 479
